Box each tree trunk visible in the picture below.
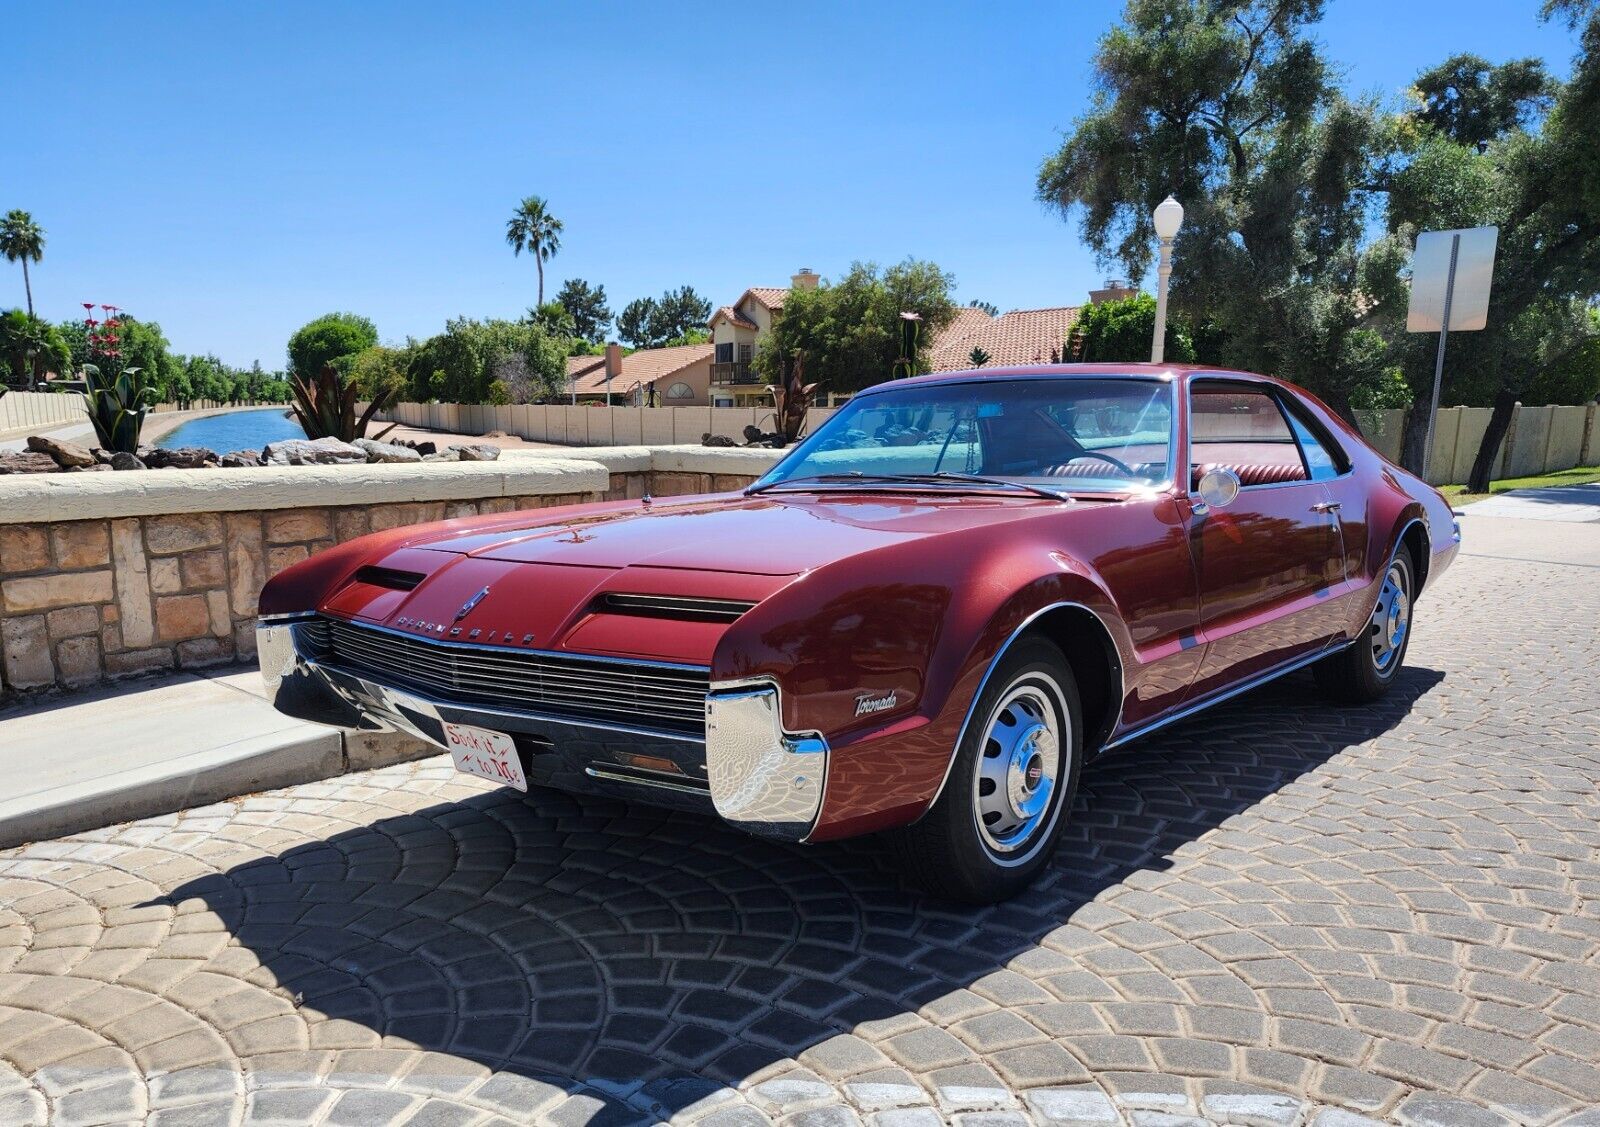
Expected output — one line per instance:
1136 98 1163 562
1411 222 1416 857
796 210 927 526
1398 386 1431 476
21 259 33 319
1467 390 1517 494
536 258 544 307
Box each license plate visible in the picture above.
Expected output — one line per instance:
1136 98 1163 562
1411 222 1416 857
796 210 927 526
443 722 527 792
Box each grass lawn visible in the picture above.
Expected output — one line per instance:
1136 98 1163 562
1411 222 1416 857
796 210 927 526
1441 464 1600 506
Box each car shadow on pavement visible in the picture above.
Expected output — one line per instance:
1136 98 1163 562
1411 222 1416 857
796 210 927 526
152 665 1444 1119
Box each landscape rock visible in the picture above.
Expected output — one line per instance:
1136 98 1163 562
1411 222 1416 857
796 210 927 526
110 451 147 471
262 437 367 466
27 435 98 468
219 449 263 468
422 450 461 462
405 440 438 456
355 438 423 463
702 433 736 447
0 452 60 474
68 463 113 472
483 429 508 438
143 446 219 470
452 444 501 462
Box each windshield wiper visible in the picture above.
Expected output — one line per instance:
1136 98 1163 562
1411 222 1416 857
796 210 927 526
747 471 1067 501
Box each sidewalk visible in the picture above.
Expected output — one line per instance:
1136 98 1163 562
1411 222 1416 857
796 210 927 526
0 663 431 849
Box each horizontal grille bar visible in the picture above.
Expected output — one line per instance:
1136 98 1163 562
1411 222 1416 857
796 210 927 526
321 619 709 735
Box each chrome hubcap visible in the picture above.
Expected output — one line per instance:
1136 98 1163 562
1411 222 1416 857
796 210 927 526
974 683 1063 854
1370 562 1410 672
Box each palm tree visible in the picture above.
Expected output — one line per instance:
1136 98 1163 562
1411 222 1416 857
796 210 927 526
0 210 45 318
504 196 563 306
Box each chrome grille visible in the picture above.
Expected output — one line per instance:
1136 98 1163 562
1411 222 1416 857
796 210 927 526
321 619 709 735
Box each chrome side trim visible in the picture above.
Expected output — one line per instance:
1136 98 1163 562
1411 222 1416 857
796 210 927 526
705 680 829 843
919 600 1125 821
1102 641 1346 752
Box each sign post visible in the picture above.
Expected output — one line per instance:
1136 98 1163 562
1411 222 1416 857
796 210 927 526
1406 226 1498 480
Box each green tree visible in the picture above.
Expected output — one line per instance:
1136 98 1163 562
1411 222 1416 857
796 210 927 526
0 310 70 389
1411 54 1555 147
1385 9 1600 486
1035 0 1404 421
529 300 576 338
407 318 567 404
555 278 612 341
0 210 44 318
1068 293 1195 364
754 259 958 393
349 344 410 405
969 300 999 316
286 312 378 378
646 286 713 344
505 195 563 306
616 297 657 348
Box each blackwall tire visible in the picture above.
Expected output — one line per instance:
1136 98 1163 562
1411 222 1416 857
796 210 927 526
891 637 1081 904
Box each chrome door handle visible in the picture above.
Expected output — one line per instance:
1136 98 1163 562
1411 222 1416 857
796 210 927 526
1311 501 1341 513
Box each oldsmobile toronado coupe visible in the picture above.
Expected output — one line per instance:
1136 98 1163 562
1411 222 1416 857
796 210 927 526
260 365 1459 902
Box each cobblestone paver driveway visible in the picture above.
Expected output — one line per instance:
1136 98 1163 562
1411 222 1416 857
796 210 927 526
2 516 1598 1126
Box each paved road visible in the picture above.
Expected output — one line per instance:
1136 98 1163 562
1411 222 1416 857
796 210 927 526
2 507 1598 1125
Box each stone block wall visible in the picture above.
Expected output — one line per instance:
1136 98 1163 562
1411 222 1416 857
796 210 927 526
0 455 773 701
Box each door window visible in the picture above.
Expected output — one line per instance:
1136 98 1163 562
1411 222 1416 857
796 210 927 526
1190 384 1308 487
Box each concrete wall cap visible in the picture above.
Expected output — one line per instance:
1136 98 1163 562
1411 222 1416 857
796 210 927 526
0 457 612 524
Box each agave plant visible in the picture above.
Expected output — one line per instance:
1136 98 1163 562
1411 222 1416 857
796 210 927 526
84 362 155 454
767 350 820 447
290 362 399 442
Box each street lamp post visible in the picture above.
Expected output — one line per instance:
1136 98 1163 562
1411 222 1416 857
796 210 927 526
1150 195 1184 364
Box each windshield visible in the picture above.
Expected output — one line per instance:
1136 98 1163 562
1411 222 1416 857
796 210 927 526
755 377 1174 495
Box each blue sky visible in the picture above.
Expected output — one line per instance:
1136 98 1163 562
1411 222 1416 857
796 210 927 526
10 0 1581 369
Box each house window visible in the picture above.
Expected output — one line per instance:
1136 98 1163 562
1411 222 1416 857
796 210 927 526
715 343 733 364
666 382 694 400
738 343 753 364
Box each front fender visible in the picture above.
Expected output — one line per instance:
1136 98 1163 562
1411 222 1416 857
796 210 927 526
712 524 1130 841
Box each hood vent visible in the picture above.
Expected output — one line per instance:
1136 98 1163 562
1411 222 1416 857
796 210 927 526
597 593 756 623
353 565 425 591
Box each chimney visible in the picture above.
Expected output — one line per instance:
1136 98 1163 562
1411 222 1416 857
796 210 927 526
1089 278 1137 304
791 267 819 291
605 341 622 379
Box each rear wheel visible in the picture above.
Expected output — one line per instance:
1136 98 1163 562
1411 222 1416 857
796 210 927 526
891 637 1081 904
1314 544 1415 703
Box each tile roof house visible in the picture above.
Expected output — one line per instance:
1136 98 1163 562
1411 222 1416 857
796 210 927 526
929 306 1084 371
707 269 819 407
565 342 715 405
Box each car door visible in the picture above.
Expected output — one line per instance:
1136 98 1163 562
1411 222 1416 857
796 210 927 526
1183 379 1346 697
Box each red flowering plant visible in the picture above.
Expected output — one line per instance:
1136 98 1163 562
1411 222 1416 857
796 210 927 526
81 301 155 454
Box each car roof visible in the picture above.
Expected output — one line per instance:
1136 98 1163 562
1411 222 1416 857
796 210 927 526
853 362 1286 398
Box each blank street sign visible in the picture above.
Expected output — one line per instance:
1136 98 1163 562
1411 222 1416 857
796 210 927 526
1407 226 1498 333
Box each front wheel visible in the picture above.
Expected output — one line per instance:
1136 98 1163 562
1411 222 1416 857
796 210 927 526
1314 544 1415 703
890 637 1081 903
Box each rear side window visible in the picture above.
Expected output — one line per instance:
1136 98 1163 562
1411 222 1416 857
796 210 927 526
1189 384 1308 485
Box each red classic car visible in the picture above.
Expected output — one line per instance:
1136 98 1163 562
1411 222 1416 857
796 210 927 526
259 365 1459 902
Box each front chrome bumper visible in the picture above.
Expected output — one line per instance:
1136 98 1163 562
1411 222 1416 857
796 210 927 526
705 683 828 842
258 616 830 842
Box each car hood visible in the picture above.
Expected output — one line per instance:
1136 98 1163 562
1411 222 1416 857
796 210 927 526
314 493 1076 666
408 493 1065 575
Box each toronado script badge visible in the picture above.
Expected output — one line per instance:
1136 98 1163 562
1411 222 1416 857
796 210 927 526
854 690 898 717
455 586 491 622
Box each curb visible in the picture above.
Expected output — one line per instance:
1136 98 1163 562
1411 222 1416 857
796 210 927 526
0 725 436 851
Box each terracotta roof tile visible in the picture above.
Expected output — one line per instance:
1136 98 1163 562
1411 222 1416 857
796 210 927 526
744 287 789 311
569 342 714 395
710 305 759 330
929 306 1081 371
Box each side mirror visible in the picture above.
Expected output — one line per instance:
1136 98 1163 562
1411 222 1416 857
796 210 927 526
1196 466 1241 510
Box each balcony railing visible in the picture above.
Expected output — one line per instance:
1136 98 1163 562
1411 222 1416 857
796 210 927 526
711 361 759 385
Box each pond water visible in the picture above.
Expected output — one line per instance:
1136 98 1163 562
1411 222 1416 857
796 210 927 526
157 408 306 453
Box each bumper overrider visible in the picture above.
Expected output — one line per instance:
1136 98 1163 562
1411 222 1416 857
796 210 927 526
257 614 829 842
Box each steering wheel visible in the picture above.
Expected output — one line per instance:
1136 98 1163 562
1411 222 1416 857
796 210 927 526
1064 450 1136 476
